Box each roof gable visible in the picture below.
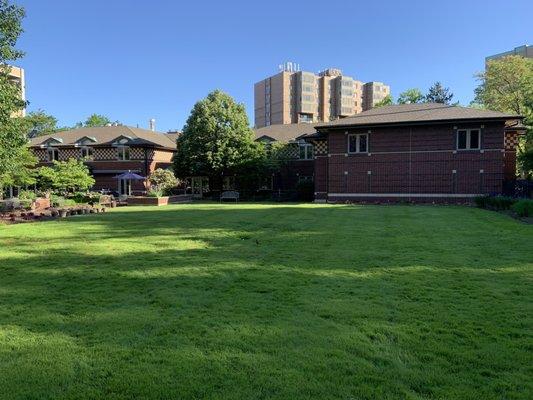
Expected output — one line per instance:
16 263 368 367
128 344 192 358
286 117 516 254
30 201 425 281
41 137 63 146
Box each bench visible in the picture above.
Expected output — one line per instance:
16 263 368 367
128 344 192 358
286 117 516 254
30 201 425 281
220 190 239 202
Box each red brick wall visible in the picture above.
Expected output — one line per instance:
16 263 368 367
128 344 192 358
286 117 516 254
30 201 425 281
316 121 510 201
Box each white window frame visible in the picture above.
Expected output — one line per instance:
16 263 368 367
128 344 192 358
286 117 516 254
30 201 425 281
47 147 59 162
117 146 130 161
80 146 93 159
347 133 368 154
456 129 481 150
298 143 314 160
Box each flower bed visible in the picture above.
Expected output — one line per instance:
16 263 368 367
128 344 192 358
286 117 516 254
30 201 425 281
0 204 108 224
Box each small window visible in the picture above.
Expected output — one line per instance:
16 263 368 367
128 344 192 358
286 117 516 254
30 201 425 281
457 129 481 150
117 146 130 160
47 147 59 161
299 143 314 160
81 146 93 159
348 134 368 153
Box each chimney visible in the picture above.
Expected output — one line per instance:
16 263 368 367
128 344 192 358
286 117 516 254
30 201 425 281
149 118 156 131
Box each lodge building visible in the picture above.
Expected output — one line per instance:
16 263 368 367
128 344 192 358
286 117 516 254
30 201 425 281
26 104 524 202
29 126 177 195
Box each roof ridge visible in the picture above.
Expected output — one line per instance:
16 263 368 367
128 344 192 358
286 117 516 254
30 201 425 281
349 104 453 119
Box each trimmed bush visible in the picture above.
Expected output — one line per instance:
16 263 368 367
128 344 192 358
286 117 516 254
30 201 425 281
474 195 516 210
511 199 533 217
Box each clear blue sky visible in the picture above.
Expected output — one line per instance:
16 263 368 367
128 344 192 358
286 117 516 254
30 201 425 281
17 0 533 132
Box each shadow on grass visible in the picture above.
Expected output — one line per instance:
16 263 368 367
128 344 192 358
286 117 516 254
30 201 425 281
0 204 532 399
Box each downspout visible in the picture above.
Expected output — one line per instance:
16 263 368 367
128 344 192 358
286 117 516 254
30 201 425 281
409 127 412 202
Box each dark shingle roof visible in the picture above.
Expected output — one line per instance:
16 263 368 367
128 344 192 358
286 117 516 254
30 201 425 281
316 103 522 130
29 126 177 149
253 123 317 143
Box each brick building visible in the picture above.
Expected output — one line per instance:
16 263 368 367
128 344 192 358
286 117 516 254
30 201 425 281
29 126 178 195
303 103 524 202
254 123 316 193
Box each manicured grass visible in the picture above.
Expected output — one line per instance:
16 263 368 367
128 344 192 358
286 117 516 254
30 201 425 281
0 203 532 399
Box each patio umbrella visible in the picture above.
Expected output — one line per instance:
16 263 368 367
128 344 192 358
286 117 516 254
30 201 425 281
113 171 146 180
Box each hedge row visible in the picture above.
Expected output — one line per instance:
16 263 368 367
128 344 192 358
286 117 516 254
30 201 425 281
474 195 533 217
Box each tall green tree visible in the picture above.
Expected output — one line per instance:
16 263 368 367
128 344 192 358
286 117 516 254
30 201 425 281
373 94 393 108
24 109 60 137
173 90 262 190
474 55 533 176
397 88 424 104
75 114 119 128
425 82 454 104
0 0 34 193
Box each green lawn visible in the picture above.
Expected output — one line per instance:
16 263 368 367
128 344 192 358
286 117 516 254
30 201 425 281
0 203 532 400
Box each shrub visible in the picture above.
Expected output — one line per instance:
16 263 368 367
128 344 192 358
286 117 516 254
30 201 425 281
296 180 315 202
50 194 66 207
18 189 36 201
474 195 489 208
147 189 164 198
474 195 516 210
511 199 533 217
19 199 32 209
148 169 178 195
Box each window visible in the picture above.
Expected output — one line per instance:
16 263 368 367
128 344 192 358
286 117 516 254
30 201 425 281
81 146 93 159
299 113 313 123
302 84 313 92
117 146 130 160
47 147 59 161
348 134 368 153
457 129 480 150
299 143 314 160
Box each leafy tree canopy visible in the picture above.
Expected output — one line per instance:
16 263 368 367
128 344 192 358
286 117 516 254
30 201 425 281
425 81 454 104
474 55 533 176
36 159 95 194
0 0 34 191
373 94 393 108
173 90 262 186
24 109 62 137
148 168 178 192
397 88 425 104
75 114 120 128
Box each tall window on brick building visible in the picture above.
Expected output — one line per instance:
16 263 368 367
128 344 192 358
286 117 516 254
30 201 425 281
457 129 480 150
348 134 368 153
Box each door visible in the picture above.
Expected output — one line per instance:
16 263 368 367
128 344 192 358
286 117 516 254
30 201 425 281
191 177 209 199
119 179 131 196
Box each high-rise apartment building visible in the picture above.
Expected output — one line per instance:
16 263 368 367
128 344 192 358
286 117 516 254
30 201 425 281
254 63 389 128
362 82 390 111
486 44 532 65
7 65 26 117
